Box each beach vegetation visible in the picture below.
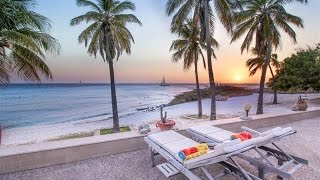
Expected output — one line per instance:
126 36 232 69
170 19 219 118
70 0 142 132
0 0 60 83
268 45 320 92
231 0 306 114
100 126 131 135
168 85 253 106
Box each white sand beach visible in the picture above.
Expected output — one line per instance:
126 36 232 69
1 92 320 147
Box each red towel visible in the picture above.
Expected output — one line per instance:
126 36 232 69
182 147 198 156
230 132 253 141
239 132 253 141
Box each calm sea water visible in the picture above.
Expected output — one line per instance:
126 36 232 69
0 84 198 129
0 83 259 130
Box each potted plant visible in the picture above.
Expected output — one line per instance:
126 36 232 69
295 95 308 111
156 106 175 130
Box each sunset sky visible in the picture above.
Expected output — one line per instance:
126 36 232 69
17 0 320 83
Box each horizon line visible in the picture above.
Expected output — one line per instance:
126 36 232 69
1 82 260 85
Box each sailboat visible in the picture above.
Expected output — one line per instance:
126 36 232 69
160 76 170 86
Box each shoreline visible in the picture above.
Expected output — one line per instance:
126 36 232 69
167 85 254 106
1 92 320 147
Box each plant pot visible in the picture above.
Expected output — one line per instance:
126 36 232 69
295 101 308 111
156 120 176 130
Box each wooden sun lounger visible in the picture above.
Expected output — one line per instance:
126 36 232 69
144 130 261 180
187 125 308 180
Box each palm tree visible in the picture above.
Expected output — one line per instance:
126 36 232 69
246 48 280 104
170 19 219 117
0 0 60 83
70 0 142 132
231 0 306 114
166 0 236 120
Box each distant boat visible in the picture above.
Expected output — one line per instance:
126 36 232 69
160 76 170 86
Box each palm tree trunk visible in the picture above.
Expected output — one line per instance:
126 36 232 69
194 56 202 118
256 40 272 114
108 60 120 132
204 0 216 120
268 65 278 104
273 89 278 104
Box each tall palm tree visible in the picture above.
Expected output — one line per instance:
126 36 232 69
170 19 219 117
70 0 142 132
246 48 280 104
231 0 306 114
166 0 236 120
0 0 60 83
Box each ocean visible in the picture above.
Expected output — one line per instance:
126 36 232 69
0 84 198 129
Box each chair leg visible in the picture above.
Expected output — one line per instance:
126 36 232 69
150 148 155 167
258 166 265 179
201 167 215 180
277 160 283 179
229 157 253 180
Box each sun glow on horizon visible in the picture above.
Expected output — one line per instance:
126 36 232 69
234 74 243 83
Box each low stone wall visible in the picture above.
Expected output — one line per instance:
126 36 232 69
0 109 320 174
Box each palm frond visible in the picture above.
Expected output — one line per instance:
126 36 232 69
170 0 195 32
114 14 142 26
78 22 100 46
70 11 103 26
231 0 304 54
170 19 218 71
213 0 234 32
0 47 10 83
76 0 102 12
72 0 141 63
11 44 52 82
111 1 135 14
166 0 187 16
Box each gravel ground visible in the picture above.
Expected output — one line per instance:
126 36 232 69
1 117 320 180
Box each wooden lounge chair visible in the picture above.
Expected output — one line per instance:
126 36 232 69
144 130 262 180
187 125 308 180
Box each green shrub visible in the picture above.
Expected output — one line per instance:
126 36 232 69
268 45 320 92
100 126 131 135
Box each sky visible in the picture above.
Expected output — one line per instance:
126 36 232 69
18 0 320 84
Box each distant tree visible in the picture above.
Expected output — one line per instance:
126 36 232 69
70 0 142 132
170 19 219 117
268 45 320 92
246 48 280 104
0 0 60 83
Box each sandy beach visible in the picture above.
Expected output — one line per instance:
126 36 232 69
2 92 320 147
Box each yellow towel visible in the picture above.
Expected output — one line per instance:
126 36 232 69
185 144 209 160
